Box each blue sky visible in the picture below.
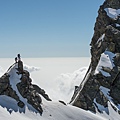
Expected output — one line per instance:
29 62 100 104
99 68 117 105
0 0 104 58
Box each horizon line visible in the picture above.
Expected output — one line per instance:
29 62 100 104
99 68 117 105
0 56 91 58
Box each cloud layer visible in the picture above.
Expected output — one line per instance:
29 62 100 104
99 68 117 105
23 64 40 73
53 67 87 102
0 66 4 77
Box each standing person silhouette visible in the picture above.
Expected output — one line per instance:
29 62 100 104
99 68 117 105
17 54 21 61
17 54 23 74
15 57 17 63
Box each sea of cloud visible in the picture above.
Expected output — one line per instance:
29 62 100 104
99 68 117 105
54 67 87 102
23 64 87 103
23 64 40 73
0 66 4 77
0 58 90 103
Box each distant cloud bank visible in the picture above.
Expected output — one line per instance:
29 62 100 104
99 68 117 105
54 67 87 102
23 64 40 73
0 66 4 77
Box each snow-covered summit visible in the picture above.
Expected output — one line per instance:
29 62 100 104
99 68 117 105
0 57 52 115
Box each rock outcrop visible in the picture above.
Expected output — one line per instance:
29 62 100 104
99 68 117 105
0 73 20 103
70 0 120 113
0 56 51 115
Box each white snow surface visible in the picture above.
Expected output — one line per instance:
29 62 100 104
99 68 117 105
116 23 120 27
0 95 107 120
100 86 110 97
105 8 120 20
96 34 105 48
97 34 105 44
100 86 120 113
95 51 115 77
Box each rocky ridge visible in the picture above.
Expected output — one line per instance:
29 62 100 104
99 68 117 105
70 0 120 114
0 57 51 115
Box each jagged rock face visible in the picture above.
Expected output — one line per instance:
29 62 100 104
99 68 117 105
0 73 19 102
70 0 120 113
0 59 51 115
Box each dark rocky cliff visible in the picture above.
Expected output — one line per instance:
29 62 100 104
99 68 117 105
70 0 120 113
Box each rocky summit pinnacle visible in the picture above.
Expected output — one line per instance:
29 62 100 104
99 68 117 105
70 0 120 113
0 55 51 115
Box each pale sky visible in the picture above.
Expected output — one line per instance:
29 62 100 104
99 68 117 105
0 0 104 58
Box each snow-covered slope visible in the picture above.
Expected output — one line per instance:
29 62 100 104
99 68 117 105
0 95 107 120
